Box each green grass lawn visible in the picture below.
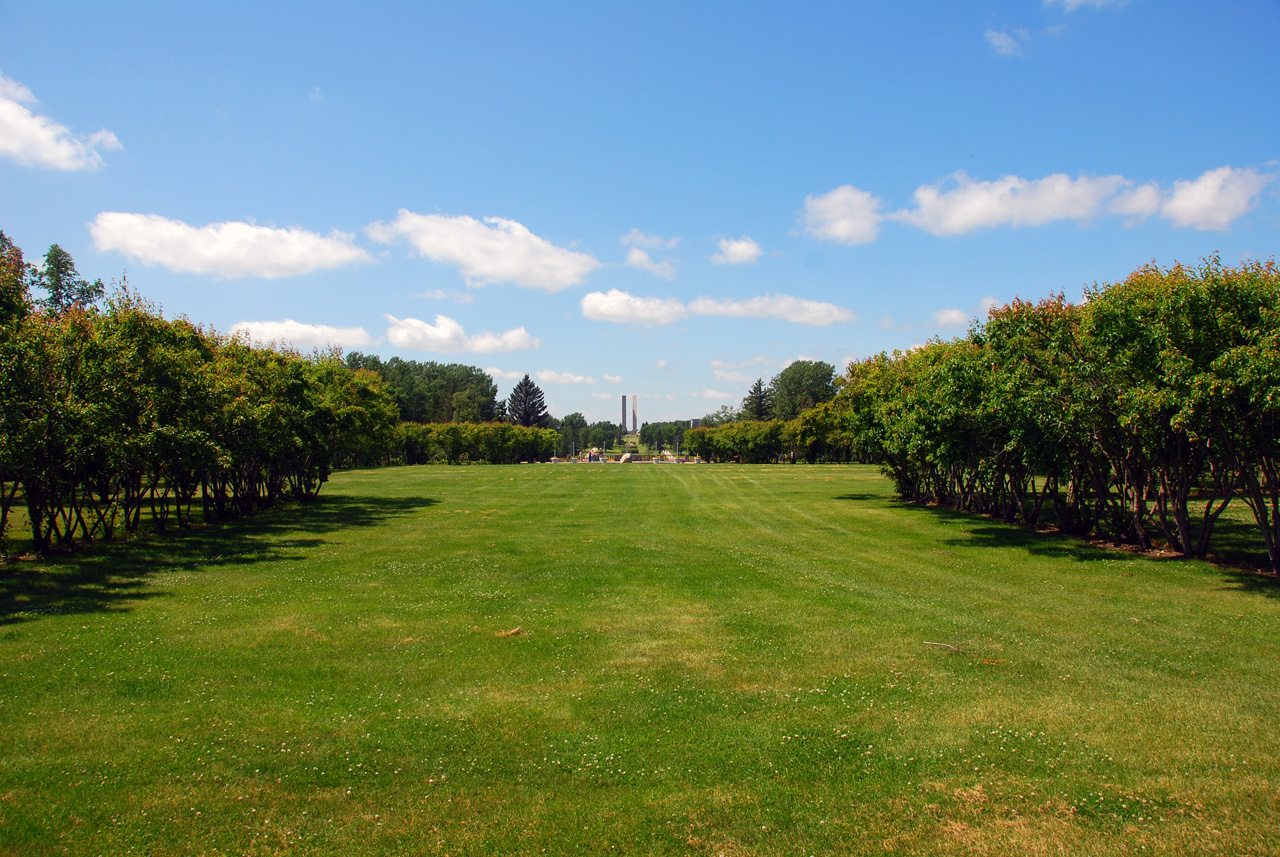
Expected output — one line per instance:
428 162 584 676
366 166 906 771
2 464 1279 856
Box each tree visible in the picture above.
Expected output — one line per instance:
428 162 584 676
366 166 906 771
741 378 772 420
29 244 104 314
507 374 549 427
701 404 740 426
0 231 31 324
769 360 836 420
556 411 587 455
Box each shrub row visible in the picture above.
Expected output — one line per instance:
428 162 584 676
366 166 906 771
802 257 1280 572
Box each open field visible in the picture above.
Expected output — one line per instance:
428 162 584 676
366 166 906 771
2 464 1279 855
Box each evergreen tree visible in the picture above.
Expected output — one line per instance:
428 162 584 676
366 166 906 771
29 244 104 313
507 374 549 427
741 377 773 420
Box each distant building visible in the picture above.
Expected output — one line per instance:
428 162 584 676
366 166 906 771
621 395 627 433
690 418 701 428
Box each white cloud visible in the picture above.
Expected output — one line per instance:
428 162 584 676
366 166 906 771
710 236 763 265
893 171 1128 235
803 185 884 245
985 28 1030 57
655 359 669 369
1161 166 1272 231
536 370 595 384
0 72 122 170
385 314 539 353
713 368 753 384
1109 182 1163 220
621 228 680 249
689 294 856 326
367 209 599 291
417 288 474 304
603 373 623 383
624 247 676 280
700 388 734 400
90 212 370 278
486 367 525 381
590 392 616 400
229 319 372 350
933 308 972 329
585 290 857 328
581 289 689 326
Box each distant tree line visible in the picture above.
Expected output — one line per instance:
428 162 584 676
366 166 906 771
345 352 502 423
803 257 1280 573
684 360 844 462
0 233 399 553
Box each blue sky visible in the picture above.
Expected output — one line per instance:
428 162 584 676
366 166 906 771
2 1 1277 423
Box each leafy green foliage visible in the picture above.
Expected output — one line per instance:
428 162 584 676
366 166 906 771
768 359 836 420
0 234 399 553
345 352 500 423
808 257 1280 571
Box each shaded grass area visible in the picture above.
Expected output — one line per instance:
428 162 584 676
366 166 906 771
1 464 1279 855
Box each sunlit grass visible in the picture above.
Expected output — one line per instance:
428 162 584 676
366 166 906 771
2 463 1278 855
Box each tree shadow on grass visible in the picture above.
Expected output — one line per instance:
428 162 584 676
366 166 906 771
0 493 439 625
835 493 1280 599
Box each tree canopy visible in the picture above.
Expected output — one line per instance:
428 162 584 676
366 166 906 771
345 352 499 423
803 257 1280 573
769 360 836 420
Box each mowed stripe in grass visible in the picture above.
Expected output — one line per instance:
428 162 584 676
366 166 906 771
1 464 1278 855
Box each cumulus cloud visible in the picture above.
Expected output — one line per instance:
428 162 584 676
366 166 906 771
581 289 689 326
1109 182 1163 219
385 314 539 353
1104 167 1271 230
807 165 1270 240
893 171 1129 235
802 185 884 245
933 298 998 330
367 209 599 291
932 308 971 329
624 247 676 279
90 212 371 278
1161 166 1272 230
229 319 372 350
710 236 763 265
536 370 595 384
700 388 734 400
486 367 525 381
603 373 623 383
985 28 1029 57
0 72 122 170
689 294 856 326
621 229 680 249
